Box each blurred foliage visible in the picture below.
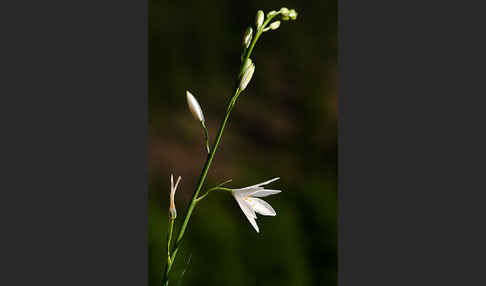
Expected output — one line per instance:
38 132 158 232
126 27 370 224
149 1 337 285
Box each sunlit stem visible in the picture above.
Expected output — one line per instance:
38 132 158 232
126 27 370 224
201 121 210 154
195 187 233 203
215 179 233 188
166 218 174 264
162 11 282 286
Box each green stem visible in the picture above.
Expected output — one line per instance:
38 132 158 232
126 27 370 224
162 13 281 286
163 91 240 282
201 121 210 154
167 219 174 262
195 187 233 203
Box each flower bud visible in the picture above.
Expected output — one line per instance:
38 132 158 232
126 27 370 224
239 63 255 92
256 10 264 29
243 58 252 70
267 10 277 18
239 58 252 78
289 9 298 20
243 27 253 48
280 7 290 17
269 21 281 30
186 90 205 123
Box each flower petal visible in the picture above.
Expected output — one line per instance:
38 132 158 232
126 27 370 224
233 193 259 232
170 174 174 191
232 187 263 198
249 197 276 216
237 177 280 191
251 189 281 197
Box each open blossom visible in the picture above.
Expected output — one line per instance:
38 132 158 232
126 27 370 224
231 177 281 233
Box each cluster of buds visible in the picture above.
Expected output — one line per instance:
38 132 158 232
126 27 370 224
279 7 298 21
237 8 298 93
263 7 298 32
263 7 297 32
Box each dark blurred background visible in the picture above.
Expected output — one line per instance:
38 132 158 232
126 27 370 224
149 1 337 285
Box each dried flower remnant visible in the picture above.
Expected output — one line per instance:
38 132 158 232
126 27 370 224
169 174 181 219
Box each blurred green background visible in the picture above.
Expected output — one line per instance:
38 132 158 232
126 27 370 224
149 1 337 285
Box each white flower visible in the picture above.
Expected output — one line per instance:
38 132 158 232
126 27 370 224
186 91 205 123
169 174 181 219
231 177 281 233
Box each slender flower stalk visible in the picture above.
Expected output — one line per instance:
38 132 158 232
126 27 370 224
162 8 298 285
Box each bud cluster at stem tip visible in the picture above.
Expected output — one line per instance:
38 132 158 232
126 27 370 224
262 7 298 32
280 7 298 20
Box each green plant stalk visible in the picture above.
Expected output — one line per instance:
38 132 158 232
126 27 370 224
166 218 174 264
162 12 281 286
162 91 240 286
195 187 233 203
201 121 210 154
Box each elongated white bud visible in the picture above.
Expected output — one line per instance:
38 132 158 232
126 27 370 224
256 10 264 29
186 90 205 123
267 10 277 18
169 174 181 219
239 63 255 92
243 27 253 48
269 21 281 30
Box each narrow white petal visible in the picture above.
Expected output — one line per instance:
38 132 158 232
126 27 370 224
174 176 181 192
239 195 257 219
251 189 281 198
249 197 276 216
237 177 280 191
170 174 174 191
232 187 263 198
233 193 259 232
